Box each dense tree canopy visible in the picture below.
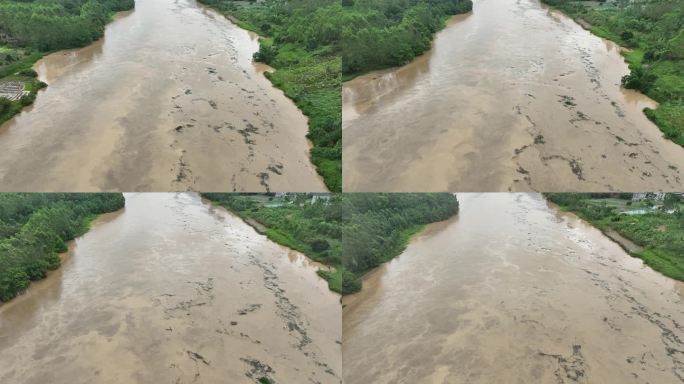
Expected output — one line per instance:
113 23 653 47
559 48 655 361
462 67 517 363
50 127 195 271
0 0 134 50
0 193 125 302
341 193 459 292
341 0 472 75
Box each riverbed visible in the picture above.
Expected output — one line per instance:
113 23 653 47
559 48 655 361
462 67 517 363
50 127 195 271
0 0 325 192
343 0 684 192
343 193 684 383
0 193 340 384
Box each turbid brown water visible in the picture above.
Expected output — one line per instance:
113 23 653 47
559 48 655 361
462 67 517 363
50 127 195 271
0 0 326 192
0 193 341 384
343 0 684 192
343 193 684 383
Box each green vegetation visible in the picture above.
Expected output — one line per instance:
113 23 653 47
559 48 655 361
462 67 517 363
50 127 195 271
0 0 134 125
341 193 459 293
0 69 47 124
341 0 472 76
542 0 684 147
203 193 458 294
198 0 341 191
0 193 125 302
545 193 684 282
202 193 344 292
197 1 473 189
0 0 134 50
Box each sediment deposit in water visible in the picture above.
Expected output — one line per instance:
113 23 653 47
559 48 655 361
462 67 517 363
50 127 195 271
343 0 684 192
0 0 325 192
343 193 684 384
0 193 340 384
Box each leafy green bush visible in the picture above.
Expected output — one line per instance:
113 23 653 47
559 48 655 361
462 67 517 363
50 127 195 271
16 68 37 77
19 93 34 106
310 238 330 252
0 97 11 114
341 268 361 293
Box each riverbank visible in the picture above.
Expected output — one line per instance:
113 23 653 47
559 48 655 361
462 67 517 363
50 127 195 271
544 193 684 282
542 0 684 149
0 193 341 384
0 70 46 126
0 1 134 126
343 193 684 384
203 193 460 295
341 12 473 84
201 193 344 293
341 0 473 78
343 0 684 192
345 225 426 289
198 0 341 191
0 0 326 192
0 207 124 309
0 193 126 303
602 227 643 254
212 198 342 292
341 12 473 83
345 217 457 303
342 193 460 293
227 208 340 289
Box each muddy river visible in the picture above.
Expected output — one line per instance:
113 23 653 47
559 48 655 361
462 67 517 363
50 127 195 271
0 0 325 192
0 193 340 384
343 0 684 192
343 193 684 383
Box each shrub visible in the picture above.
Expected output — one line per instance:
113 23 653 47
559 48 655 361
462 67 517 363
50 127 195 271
310 238 330 252
0 98 12 114
17 68 38 78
